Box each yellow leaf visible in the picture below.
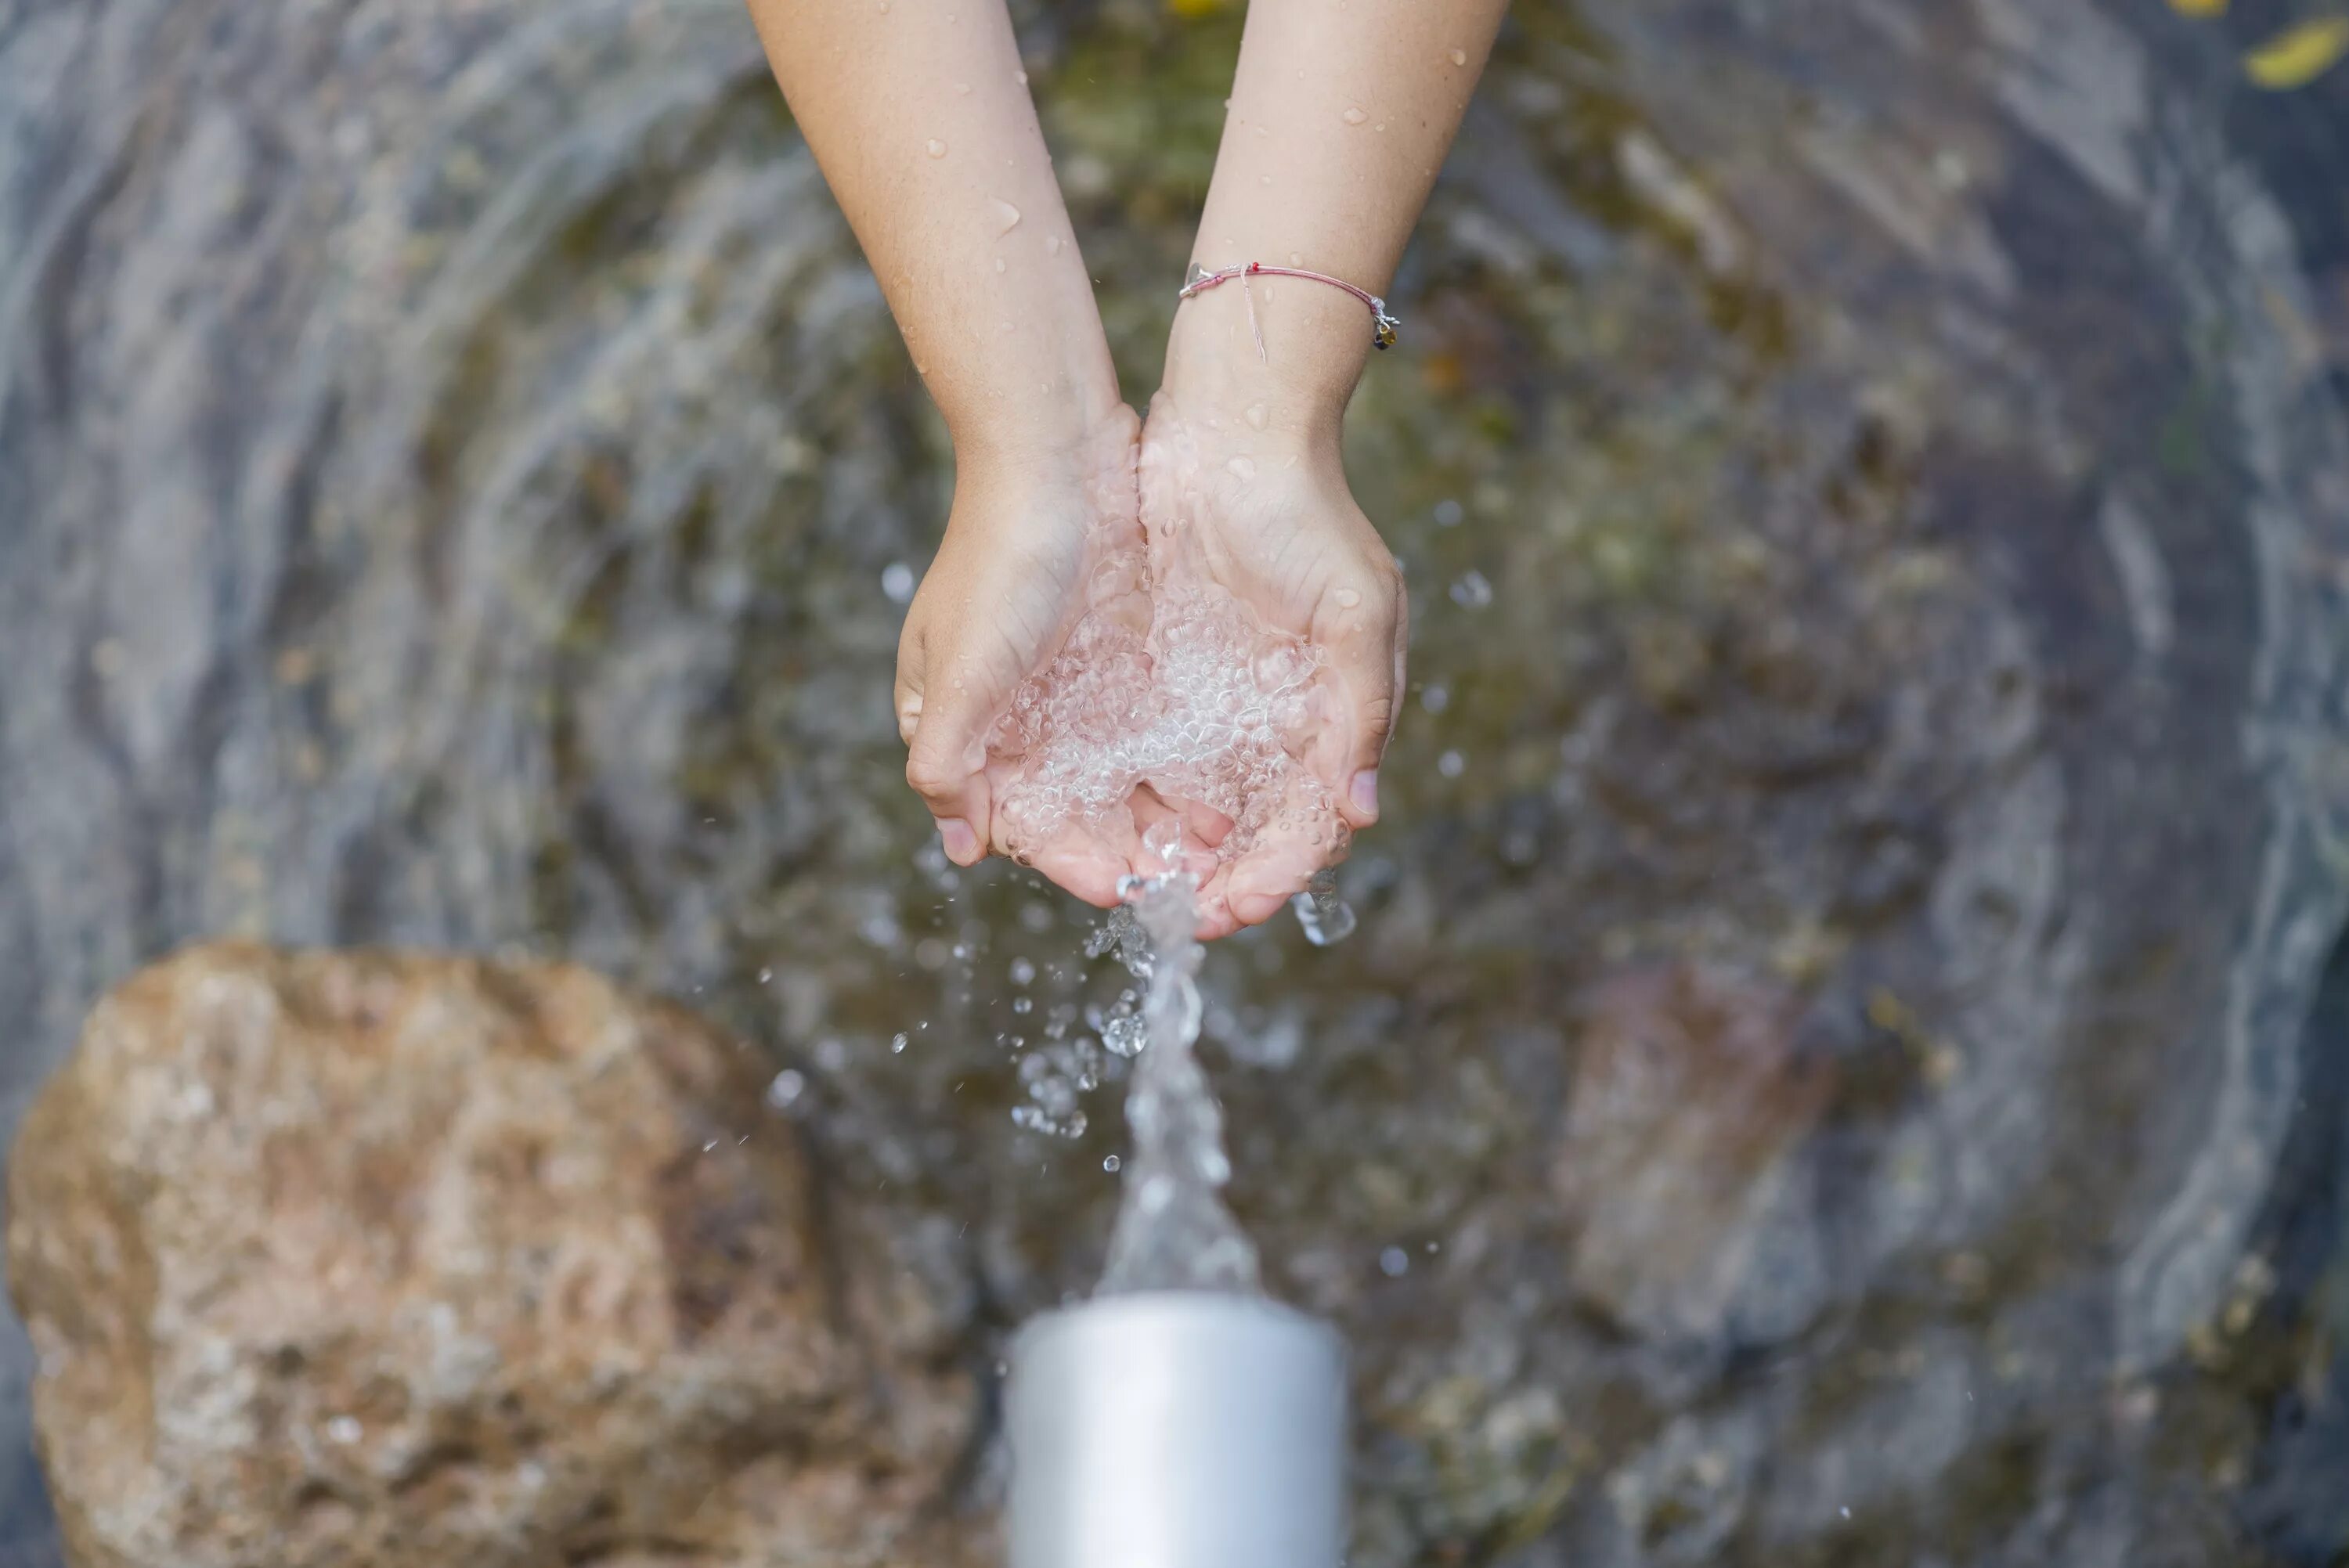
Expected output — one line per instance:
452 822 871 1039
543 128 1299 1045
2245 16 2349 88
2170 0 2227 14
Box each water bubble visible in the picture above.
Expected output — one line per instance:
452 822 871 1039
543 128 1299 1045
880 560 917 603
1421 683 1450 714
1103 1155 1122 1173
1102 1013 1148 1058
952 943 970 961
1009 957 1037 986
1343 106 1368 125
1449 568 1494 608
756 966 774 984
1380 1245 1411 1277
990 198 1022 235
1438 749 1466 778
1292 874 1358 946
702 1139 718 1152
1142 817 1185 871
766 1069 806 1108
925 139 947 158
891 1032 908 1054
1433 497 1464 527
1013 996 1033 1014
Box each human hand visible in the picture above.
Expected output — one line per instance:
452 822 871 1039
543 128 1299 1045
896 407 1151 905
1135 385 1405 938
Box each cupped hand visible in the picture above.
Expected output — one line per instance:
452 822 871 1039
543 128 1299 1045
1137 389 1407 938
895 408 1152 907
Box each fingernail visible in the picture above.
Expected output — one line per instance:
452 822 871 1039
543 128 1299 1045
1349 770 1379 818
939 818 980 864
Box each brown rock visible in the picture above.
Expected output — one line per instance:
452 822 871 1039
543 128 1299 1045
1554 964 1832 1343
5 944 977 1568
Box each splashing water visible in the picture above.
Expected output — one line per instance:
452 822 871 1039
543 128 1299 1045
1095 850 1261 1295
987 527 1351 879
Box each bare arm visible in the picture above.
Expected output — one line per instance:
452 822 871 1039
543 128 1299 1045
742 0 1120 461
1165 0 1511 427
1145 0 1509 935
744 0 1139 871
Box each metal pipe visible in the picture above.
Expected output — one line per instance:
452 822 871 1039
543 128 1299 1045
1004 1291 1348 1568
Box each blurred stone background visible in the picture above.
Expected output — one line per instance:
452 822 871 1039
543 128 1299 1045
4 0 2349 1563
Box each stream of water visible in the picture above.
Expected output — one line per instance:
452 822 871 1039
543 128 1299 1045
1095 867 1261 1296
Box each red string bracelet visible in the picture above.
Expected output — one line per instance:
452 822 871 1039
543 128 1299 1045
1178 261 1401 360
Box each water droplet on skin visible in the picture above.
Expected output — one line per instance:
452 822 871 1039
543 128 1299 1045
1375 122 1387 132
1045 235 1064 255
925 139 947 158
1450 47 1467 65
1334 587 1362 609
954 81 971 94
1226 456 1256 478
1260 174 1274 186
1016 70 1029 84
991 197 1022 235
877 0 889 9
994 258 1005 272
1245 402 1269 430
1343 106 1368 125
1438 748 1466 778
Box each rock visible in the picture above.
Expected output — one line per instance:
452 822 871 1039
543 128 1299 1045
1554 964 1830 1346
5 944 976 1568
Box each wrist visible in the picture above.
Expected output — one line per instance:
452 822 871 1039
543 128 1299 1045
1160 276 1367 448
947 397 1138 539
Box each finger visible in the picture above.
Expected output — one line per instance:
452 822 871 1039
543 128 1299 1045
902 650 994 867
1219 828 1326 932
1029 835 1129 909
1321 577 1406 831
1125 786 1225 882
1191 867 1245 941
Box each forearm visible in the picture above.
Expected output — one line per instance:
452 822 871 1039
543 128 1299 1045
743 0 1120 463
1165 0 1509 434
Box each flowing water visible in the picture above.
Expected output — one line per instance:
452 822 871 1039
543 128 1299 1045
7 1 2349 1564
1095 867 1261 1296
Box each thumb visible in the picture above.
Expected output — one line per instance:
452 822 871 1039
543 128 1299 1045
1324 574 1406 831
897 626 993 867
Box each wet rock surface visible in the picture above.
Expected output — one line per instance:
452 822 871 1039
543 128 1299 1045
5 945 976 1568
2 0 2349 1564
